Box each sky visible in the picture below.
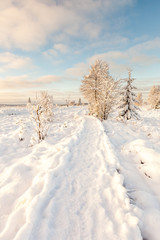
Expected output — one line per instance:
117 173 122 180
0 0 160 104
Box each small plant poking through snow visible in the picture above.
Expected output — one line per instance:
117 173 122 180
28 91 54 144
16 119 26 141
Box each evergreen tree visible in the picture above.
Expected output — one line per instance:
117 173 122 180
118 70 139 121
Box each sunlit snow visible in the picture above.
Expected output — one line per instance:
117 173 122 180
0 105 160 240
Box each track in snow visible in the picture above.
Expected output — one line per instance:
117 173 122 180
27 118 141 239
0 109 142 240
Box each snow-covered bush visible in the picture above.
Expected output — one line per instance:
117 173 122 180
148 85 160 109
118 70 139 121
28 91 54 144
80 59 117 120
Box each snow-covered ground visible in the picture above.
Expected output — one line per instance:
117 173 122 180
104 108 160 240
0 105 160 240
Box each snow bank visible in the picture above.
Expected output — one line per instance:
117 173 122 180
104 108 160 240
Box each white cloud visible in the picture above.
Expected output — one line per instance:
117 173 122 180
44 43 69 59
0 74 61 89
43 49 58 58
128 37 160 55
88 38 160 66
65 52 128 77
88 51 127 65
65 63 88 77
0 75 29 89
54 43 69 54
130 55 160 66
0 52 32 71
36 75 61 83
0 0 134 50
65 38 160 77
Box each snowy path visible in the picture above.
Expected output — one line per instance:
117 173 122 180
28 116 141 240
0 107 142 240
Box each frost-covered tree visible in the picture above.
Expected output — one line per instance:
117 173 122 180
118 70 139 121
148 85 160 109
80 59 116 120
28 91 54 143
80 60 100 117
135 92 143 106
99 74 118 120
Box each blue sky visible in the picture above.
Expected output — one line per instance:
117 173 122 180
0 0 160 103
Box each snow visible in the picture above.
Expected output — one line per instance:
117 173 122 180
0 105 160 239
104 107 160 240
